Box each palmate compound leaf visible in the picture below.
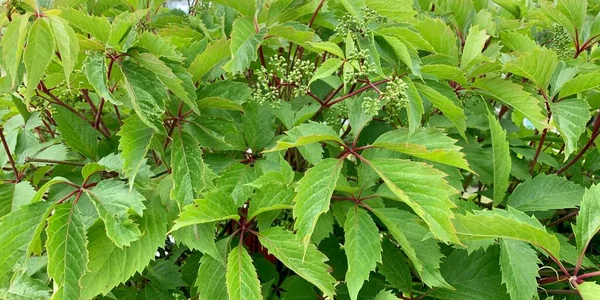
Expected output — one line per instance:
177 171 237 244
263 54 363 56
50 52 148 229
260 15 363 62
85 180 146 248
293 158 343 250
574 183 600 257
1 13 30 87
79 196 168 300
366 158 460 244
171 189 240 232
170 130 215 205
257 227 336 298
46 203 88 300
499 239 540 300
372 208 451 289
454 207 561 258
371 127 471 170
506 173 585 212
117 115 155 187
343 207 382 300
0 202 53 283
264 122 344 153
488 112 511 206
226 246 262 300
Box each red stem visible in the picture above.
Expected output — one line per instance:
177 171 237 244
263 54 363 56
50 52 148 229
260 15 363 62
0 127 19 182
557 113 600 174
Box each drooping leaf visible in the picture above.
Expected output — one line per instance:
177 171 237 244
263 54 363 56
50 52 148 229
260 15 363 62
551 98 591 158
120 60 168 131
85 180 146 248
379 239 412 293
472 77 547 130
226 246 262 300
188 39 231 82
46 203 88 300
488 112 511 206
499 239 540 300
79 196 167 299
372 208 451 289
0 202 52 283
170 130 213 205
117 115 154 186
574 183 600 257
372 127 470 170
367 158 460 244
461 25 489 69
196 245 228 300
257 227 336 298
415 83 467 136
224 17 267 74
454 208 560 257
265 122 343 152
24 18 56 98
84 52 120 105
48 15 79 85
507 174 585 212
171 189 240 232
293 158 343 249
344 208 382 300
1 13 30 87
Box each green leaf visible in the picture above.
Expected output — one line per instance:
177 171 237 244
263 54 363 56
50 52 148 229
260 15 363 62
379 239 412 293
24 18 55 98
499 240 540 300
344 208 382 300
309 58 345 85
266 122 343 152
367 158 460 244
500 31 537 53
46 203 88 300
133 32 182 62
472 77 547 130
224 17 267 74
85 180 146 248
84 52 120 105
1 13 30 87
188 39 231 82
428 248 509 300
171 223 221 262
364 0 415 21
30 177 72 203
196 243 228 300
559 71 600 98
211 0 256 16
0 202 52 283
171 189 240 232
170 130 213 205
415 83 467 137
248 183 294 219
579 282 600 300
53 106 99 159
574 183 600 257
504 47 558 91
226 246 262 300
551 98 591 158
120 60 168 131
461 25 489 69
421 64 468 87
242 101 276 151
117 115 154 186
293 158 343 248
415 17 459 64
454 208 561 257
307 42 345 58
60 8 111 42
48 15 79 85
79 196 167 299
507 174 584 212
372 127 470 170
556 0 586 29
488 113 511 206
374 290 401 300
257 227 336 298
130 52 198 113
404 78 424 134
372 208 451 289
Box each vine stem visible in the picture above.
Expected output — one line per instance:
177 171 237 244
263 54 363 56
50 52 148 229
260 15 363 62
557 112 600 174
24 157 85 166
0 127 19 182
325 79 390 107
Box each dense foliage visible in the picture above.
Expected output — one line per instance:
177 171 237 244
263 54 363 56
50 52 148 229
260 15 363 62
5 0 600 299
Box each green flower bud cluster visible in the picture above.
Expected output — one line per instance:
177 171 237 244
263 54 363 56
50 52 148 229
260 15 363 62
458 90 473 104
334 7 386 38
324 102 348 128
365 78 409 119
361 95 382 116
548 25 573 60
344 49 377 84
251 55 315 108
